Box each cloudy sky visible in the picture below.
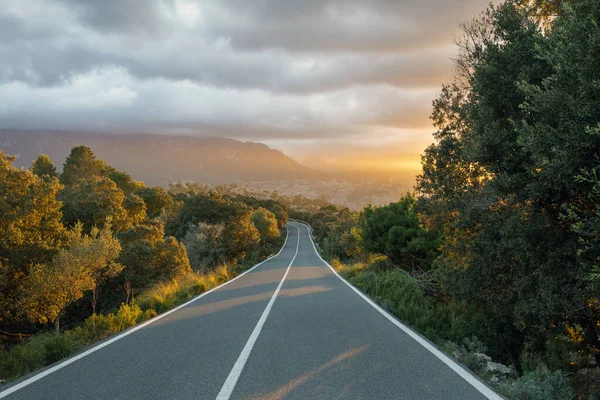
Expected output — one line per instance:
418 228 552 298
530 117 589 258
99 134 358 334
0 0 490 175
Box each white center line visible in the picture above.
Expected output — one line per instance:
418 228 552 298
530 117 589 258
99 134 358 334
215 224 300 400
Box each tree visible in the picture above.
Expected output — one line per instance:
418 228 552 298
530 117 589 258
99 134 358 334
135 186 174 219
251 207 280 244
359 194 440 272
184 223 226 272
231 194 289 229
152 237 191 282
117 222 191 291
165 191 251 239
60 176 130 232
221 211 260 263
31 154 57 178
0 151 64 323
123 194 148 227
60 146 108 185
107 170 143 196
416 0 600 365
21 223 122 332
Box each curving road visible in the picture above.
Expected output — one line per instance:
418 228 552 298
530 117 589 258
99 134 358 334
0 222 500 400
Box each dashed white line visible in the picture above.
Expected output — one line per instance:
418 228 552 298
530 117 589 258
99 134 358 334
215 224 300 400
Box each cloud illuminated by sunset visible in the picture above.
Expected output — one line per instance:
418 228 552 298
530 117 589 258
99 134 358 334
0 0 492 178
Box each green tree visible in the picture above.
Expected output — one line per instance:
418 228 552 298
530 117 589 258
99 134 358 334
123 194 148 227
21 223 122 332
31 154 57 178
165 191 250 239
60 176 130 232
231 194 289 229
135 186 174 219
417 0 600 366
184 223 226 272
359 194 440 272
251 207 280 244
221 211 260 263
0 151 64 323
107 170 144 196
117 222 191 293
152 237 191 282
60 146 108 185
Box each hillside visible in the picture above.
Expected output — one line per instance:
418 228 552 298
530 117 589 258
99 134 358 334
0 129 323 186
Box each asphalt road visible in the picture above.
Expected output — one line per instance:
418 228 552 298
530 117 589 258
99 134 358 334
0 222 500 400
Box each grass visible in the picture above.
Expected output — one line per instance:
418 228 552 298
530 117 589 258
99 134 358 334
136 265 231 313
0 333 80 382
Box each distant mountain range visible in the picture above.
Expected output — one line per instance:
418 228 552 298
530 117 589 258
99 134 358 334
0 129 324 186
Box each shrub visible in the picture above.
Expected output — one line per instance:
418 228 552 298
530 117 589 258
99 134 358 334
339 263 365 280
113 303 154 331
0 333 80 381
330 258 343 273
71 303 156 344
29 333 80 364
71 313 115 344
0 341 45 381
500 368 574 400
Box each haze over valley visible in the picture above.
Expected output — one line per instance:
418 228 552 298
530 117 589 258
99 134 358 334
0 128 412 209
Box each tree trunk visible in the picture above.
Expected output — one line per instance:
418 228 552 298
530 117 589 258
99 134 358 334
124 281 131 305
54 311 62 333
91 285 98 314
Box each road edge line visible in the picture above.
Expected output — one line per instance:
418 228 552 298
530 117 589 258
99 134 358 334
0 228 291 399
215 224 300 400
291 220 503 400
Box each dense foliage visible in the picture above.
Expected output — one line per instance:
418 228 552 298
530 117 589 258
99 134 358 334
0 146 287 381
417 0 600 381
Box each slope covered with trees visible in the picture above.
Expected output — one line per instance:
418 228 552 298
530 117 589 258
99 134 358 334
0 146 287 381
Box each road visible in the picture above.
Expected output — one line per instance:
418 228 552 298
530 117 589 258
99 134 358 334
0 221 500 400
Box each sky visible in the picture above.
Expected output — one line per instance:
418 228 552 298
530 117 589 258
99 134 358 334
0 0 491 177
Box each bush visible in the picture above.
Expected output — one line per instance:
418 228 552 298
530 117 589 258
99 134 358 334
500 368 574 400
30 333 80 364
0 333 80 381
339 263 366 280
331 258 343 273
72 313 114 344
349 268 430 329
71 303 155 344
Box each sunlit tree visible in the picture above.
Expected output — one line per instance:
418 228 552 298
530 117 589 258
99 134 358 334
21 223 122 332
0 151 64 323
251 207 280 244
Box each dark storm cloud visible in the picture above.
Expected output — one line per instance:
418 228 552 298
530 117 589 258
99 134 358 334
61 0 174 35
205 0 489 52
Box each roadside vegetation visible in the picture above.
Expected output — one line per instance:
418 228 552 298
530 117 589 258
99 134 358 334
292 1 600 398
0 146 287 383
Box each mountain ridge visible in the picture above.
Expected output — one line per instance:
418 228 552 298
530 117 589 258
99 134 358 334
0 129 324 186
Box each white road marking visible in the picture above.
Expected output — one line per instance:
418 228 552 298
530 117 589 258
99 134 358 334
216 225 300 400
0 229 292 399
291 220 503 400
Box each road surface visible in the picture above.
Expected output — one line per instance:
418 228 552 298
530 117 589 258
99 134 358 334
0 221 500 400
